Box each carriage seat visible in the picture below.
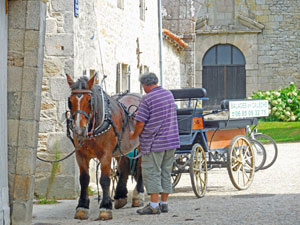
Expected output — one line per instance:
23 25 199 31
170 88 207 100
176 108 203 115
176 108 203 134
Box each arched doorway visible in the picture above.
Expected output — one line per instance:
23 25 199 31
202 44 246 109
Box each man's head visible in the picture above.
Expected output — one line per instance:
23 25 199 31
139 72 159 93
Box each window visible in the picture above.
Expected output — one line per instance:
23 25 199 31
116 63 130 93
202 44 245 65
139 65 149 93
117 0 124 9
139 0 145 21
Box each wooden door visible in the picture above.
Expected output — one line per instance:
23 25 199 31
202 44 246 109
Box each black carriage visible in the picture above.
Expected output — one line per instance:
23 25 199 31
170 88 263 198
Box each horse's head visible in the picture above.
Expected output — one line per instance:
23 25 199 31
66 74 96 138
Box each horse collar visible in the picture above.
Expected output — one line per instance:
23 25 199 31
88 92 112 137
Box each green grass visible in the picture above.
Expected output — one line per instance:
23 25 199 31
35 196 58 204
255 121 300 143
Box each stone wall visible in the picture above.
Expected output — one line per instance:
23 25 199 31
7 0 46 224
36 0 178 198
194 0 299 96
255 0 300 90
35 0 78 199
163 0 300 96
0 0 9 224
162 0 202 88
162 39 184 89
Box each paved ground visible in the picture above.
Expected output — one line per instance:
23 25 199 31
32 142 300 225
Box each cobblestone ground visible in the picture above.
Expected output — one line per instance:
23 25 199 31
32 143 300 225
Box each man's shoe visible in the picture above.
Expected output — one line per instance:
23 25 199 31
159 203 168 213
136 203 160 215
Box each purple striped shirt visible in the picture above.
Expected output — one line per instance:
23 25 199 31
135 86 180 154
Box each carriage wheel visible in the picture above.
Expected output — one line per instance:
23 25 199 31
254 133 278 170
171 161 182 189
227 135 255 190
189 144 207 198
109 157 119 199
248 139 266 172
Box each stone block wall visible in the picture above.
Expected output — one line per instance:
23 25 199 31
162 0 202 88
163 0 300 96
36 0 78 199
0 0 9 224
36 0 179 198
7 0 46 224
162 39 183 89
254 0 300 91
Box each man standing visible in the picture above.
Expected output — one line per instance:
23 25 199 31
129 72 180 215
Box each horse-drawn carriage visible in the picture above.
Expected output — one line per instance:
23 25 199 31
169 88 270 198
65 74 274 220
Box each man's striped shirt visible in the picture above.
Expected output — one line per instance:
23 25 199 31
135 86 180 154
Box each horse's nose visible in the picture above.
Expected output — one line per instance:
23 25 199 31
74 127 87 137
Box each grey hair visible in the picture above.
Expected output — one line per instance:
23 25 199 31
139 72 159 86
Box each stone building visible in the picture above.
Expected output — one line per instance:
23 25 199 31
4 0 46 224
2 0 187 224
35 0 187 199
162 0 300 108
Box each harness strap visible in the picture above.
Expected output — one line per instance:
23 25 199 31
72 110 90 120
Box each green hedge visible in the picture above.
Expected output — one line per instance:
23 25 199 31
250 83 300 122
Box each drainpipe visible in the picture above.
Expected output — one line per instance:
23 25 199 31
158 0 163 87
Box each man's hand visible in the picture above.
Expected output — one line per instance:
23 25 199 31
129 131 135 140
129 121 145 140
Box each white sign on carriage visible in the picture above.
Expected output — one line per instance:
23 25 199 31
229 100 269 119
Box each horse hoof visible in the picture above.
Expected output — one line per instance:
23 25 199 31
74 207 89 220
96 209 112 220
132 198 144 207
114 198 127 209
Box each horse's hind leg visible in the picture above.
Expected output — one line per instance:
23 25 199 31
132 156 144 207
114 156 129 209
75 155 91 220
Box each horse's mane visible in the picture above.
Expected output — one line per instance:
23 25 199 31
70 77 89 90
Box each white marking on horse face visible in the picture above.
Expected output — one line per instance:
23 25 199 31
76 95 83 128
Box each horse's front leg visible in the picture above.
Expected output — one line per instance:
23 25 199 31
97 159 113 220
114 156 129 209
74 154 90 220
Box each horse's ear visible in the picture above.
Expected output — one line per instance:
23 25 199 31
66 74 73 87
87 74 96 90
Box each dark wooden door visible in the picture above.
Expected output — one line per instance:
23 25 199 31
202 44 246 109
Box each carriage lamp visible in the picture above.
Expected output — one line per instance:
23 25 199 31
192 117 204 130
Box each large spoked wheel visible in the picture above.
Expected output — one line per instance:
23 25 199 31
189 144 208 198
253 134 278 170
227 135 255 190
171 162 182 189
249 139 266 172
109 157 119 199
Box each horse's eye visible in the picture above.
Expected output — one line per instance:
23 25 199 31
88 99 92 107
68 98 72 110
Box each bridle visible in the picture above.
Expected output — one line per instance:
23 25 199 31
66 84 140 158
69 89 93 123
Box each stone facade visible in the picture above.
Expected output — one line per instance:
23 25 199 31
0 1 10 224
36 0 184 198
162 0 300 97
7 0 46 224
35 0 77 199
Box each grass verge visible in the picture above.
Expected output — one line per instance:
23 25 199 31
255 121 300 143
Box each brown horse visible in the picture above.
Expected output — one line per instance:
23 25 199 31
66 74 143 220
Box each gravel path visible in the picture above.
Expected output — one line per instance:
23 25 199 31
32 142 300 225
